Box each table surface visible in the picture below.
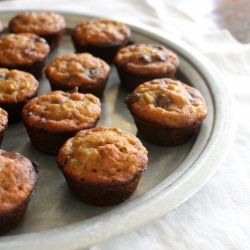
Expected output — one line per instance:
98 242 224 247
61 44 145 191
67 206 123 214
169 0 250 43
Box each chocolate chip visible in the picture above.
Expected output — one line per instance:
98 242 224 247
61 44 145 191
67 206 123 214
124 93 141 106
138 54 152 64
156 52 167 62
0 74 6 81
34 36 46 44
22 48 33 56
86 68 99 78
156 94 170 109
188 92 198 102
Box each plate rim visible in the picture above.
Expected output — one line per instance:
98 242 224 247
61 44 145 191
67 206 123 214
0 10 236 250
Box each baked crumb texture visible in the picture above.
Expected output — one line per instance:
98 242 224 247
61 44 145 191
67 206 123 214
0 107 7 146
9 11 66 49
22 90 101 154
45 53 110 97
57 126 148 205
0 33 50 78
71 18 131 63
0 149 37 234
0 68 39 122
125 78 207 145
115 43 179 91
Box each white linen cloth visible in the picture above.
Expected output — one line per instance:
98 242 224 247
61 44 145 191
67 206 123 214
0 0 249 249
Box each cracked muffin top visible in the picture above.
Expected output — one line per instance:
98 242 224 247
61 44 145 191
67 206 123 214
115 43 179 75
9 11 66 36
0 33 50 66
22 90 101 133
0 149 37 214
72 18 131 46
57 127 148 185
0 107 7 130
0 68 38 103
45 53 110 87
125 78 207 128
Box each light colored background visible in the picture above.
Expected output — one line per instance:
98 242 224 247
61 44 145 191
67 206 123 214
0 1 249 249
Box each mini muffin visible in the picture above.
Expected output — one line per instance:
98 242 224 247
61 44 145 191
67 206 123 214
71 18 131 63
45 53 110 97
57 127 148 206
0 33 50 79
0 107 8 146
0 149 38 234
0 68 39 122
9 11 66 50
115 43 179 91
22 90 101 154
125 78 207 146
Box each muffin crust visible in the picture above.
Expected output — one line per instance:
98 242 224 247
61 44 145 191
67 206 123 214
72 19 131 46
9 11 65 36
115 43 179 75
0 68 38 103
0 150 37 214
0 33 49 67
57 127 148 185
0 107 7 131
45 53 110 88
126 78 207 128
22 90 101 133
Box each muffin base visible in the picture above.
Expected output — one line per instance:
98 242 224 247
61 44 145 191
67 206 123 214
48 78 109 98
23 125 78 154
133 116 201 146
71 37 128 64
63 174 141 206
0 92 38 123
116 65 176 91
43 29 65 51
0 200 29 235
0 57 47 79
0 126 6 146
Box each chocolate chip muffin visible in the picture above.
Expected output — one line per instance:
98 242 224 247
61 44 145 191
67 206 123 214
0 33 50 78
125 78 207 146
9 11 66 50
22 90 101 154
57 127 148 206
0 68 39 122
115 43 179 91
45 53 110 97
0 149 38 234
71 18 131 63
0 107 8 146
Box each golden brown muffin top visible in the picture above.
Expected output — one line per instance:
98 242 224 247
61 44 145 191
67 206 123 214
9 11 66 35
0 68 38 103
0 107 8 130
0 149 37 213
72 18 131 46
125 78 207 128
115 43 179 74
22 90 101 133
57 127 148 185
45 53 110 87
0 33 50 66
